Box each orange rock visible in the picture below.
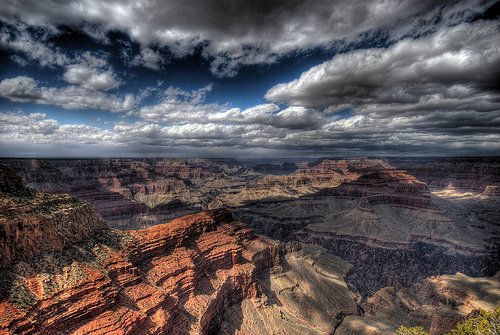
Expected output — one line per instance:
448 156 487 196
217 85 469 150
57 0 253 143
0 206 281 335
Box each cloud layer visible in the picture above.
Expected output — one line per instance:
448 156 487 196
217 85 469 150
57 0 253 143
0 1 499 157
0 76 135 112
0 0 495 76
266 21 500 114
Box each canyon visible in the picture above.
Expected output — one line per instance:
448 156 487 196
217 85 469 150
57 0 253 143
0 157 498 334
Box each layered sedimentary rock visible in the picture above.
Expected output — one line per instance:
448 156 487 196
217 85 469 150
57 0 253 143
216 244 360 335
0 159 253 229
0 174 498 335
232 159 499 297
1 158 498 335
1 171 363 335
390 157 500 193
0 165 106 267
337 272 500 335
211 159 391 206
0 203 284 334
0 188 366 335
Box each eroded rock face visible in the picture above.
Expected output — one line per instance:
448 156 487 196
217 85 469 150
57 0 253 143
0 159 252 229
390 157 500 193
232 159 499 297
337 272 500 335
0 165 106 267
0 205 286 335
0 158 498 335
215 244 360 335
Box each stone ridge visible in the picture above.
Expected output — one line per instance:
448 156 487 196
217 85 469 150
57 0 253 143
0 207 282 335
0 165 106 267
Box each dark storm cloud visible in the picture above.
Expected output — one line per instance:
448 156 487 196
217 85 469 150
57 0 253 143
0 0 495 76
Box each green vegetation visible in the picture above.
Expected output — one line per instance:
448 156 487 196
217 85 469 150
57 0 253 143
397 308 500 335
0 271 37 308
396 326 430 335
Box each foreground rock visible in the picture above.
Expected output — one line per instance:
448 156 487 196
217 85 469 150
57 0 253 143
0 203 280 334
337 272 500 335
0 171 360 335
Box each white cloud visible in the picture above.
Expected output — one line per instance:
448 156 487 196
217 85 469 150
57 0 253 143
1 22 122 91
0 76 42 101
0 22 68 67
0 76 135 112
0 112 110 144
138 86 325 130
2 104 499 157
131 47 165 70
265 21 500 116
63 64 120 91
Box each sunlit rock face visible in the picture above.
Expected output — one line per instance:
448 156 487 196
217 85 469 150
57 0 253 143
0 158 498 335
0 202 284 334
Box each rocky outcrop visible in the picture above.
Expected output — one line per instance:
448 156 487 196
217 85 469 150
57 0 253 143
215 244 360 335
0 165 106 267
337 272 500 335
0 199 285 334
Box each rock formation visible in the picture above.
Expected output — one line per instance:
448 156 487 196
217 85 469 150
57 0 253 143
231 159 499 297
0 204 281 333
0 158 498 335
337 272 500 335
0 159 252 229
0 169 361 335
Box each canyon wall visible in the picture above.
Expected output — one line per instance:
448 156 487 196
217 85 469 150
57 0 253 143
0 205 284 334
0 158 498 334
231 159 499 297
0 159 254 229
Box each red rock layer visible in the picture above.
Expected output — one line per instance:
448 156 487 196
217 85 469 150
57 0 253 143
0 208 281 335
0 159 246 229
0 195 106 267
318 169 432 208
0 166 106 267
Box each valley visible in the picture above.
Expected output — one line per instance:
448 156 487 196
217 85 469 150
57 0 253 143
0 157 498 334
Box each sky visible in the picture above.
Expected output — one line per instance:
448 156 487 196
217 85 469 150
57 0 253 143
0 0 499 158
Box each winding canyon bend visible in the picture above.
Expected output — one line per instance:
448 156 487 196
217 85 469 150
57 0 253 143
0 158 499 335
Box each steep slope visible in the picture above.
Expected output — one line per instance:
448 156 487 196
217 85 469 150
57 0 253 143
337 272 500 335
0 201 284 335
0 165 106 267
0 159 252 229
0 170 361 335
232 159 499 297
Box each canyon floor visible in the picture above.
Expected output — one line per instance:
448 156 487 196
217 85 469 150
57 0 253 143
0 157 498 335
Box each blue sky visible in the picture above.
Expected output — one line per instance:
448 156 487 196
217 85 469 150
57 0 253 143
0 0 499 157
